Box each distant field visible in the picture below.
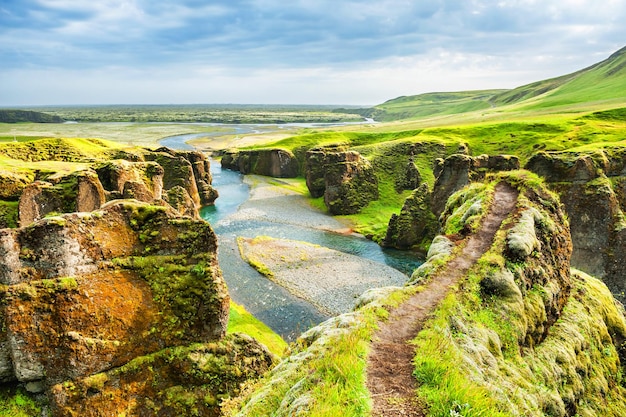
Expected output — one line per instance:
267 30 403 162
8 104 364 124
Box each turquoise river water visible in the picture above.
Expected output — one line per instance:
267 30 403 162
162 126 424 341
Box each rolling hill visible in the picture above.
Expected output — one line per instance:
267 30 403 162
368 45 626 121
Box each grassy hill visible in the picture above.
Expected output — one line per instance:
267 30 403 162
369 46 626 121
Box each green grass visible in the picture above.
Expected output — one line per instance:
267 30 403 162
411 175 626 416
229 287 417 417
227 301 288 357
372 90 505 122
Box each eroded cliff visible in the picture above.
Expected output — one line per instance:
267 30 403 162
0 139 218 227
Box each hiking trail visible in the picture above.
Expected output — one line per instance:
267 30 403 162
366 182 519 416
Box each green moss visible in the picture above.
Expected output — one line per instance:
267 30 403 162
0 200 19 228
412 176 626 417
113 255 221 339
0 386 42 417
229 286 418 417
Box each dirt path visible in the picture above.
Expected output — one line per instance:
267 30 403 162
366 182 519 416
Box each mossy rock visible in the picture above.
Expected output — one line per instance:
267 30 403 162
49 334 276 417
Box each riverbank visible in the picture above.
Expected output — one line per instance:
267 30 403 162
209 169 423 341
238 236 407 315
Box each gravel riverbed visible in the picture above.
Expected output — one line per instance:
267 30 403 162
219 175 409 317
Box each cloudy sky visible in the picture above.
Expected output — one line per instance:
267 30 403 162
1 0 625 106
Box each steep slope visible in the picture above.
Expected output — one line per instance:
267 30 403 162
493 46 626 110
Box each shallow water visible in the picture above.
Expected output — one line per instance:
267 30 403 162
163 129 424 341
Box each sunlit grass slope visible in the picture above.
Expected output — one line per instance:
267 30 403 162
370 46 626 122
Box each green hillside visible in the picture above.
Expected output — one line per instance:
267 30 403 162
511 46 626 110
370 46 626 121
371 90 504 121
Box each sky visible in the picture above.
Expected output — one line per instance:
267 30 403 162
1 0 626 106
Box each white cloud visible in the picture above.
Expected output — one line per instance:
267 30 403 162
1 0 625 105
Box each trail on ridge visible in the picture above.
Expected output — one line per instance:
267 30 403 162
366 182 519 417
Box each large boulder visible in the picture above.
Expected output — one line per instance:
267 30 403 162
49 334 275 417
0 201 230 391
18 170 107 227
305 145 379 215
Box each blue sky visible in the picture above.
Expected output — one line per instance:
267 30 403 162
1 0 625 106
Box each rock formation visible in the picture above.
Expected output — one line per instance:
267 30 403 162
0 200 273 415
231 172 626 416
395 156 422 192
382 183 437 250
384 153 519 251
221 149 300 178
18 170 106 227
526 150 626 302
305 145 379 215
431 153 520 217
11 143 218 226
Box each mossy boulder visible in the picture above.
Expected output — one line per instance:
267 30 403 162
0 200 229 392
305 145 379 215
18 170 106 227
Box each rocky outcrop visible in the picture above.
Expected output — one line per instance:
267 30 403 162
12 144 218 226
18 170 106 227
0 200 258 415
183 150 219 205
305 145 379 215
50 334 275 417
382 183 437 250
144 147 219 213
95 160 164 202
526 150 626 302
395 157 422 192
432 154 520 216
221 149 300 178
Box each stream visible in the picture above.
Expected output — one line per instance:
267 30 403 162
161 125 424 341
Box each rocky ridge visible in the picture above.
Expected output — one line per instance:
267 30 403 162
525 149 626 303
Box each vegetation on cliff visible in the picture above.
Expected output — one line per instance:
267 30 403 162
228 172 626 416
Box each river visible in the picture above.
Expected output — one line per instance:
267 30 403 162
161 125 423 341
